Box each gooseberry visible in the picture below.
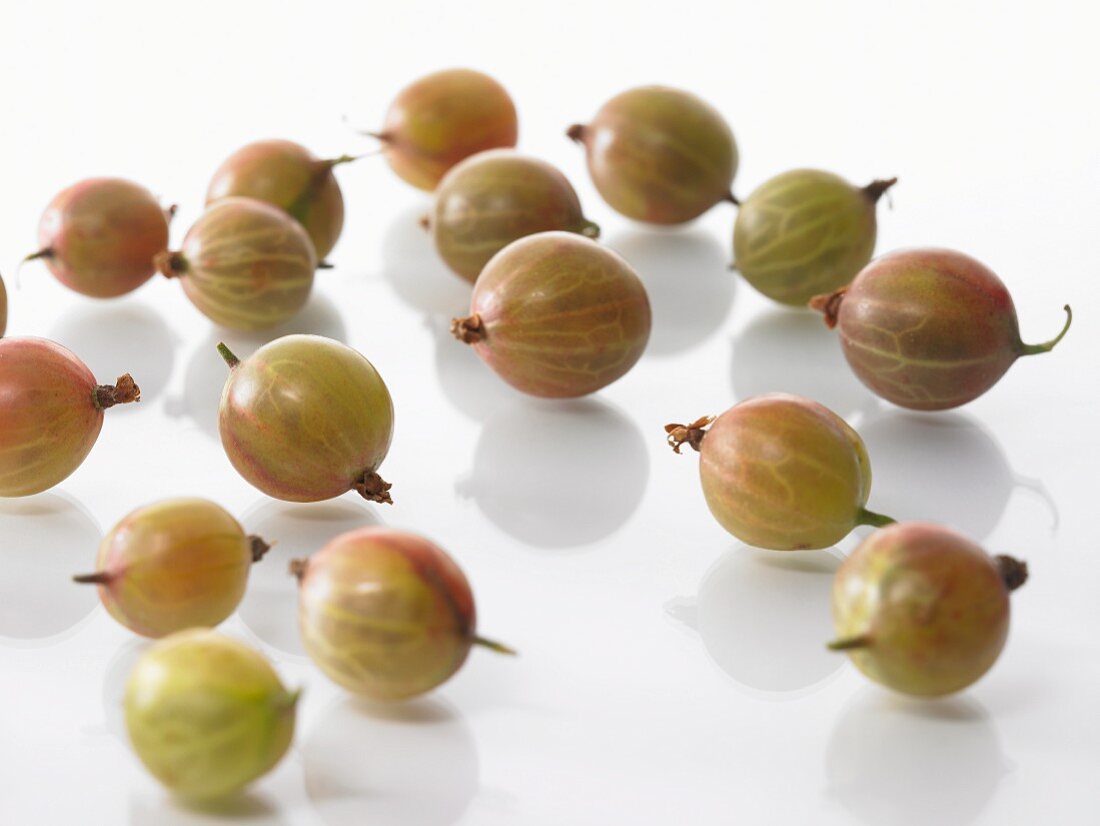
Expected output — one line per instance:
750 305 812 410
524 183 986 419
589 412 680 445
733 170 896 306
73 498 270 638
0 337 139 497
156 197 316 331
217 334 394 503
206 139 356 261
124 629 298 799
828 522 1028 696
452 232 651 398
666 393 893 550
25 178 171 298
291 526 514 701
0 271 7 336
428 149 600 283
811 247 1072 410
567 85 737 224
370 68 518 191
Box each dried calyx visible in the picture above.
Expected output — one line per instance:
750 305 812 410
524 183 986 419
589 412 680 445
94 374 141 409
664 416 715 453
451 314 486 344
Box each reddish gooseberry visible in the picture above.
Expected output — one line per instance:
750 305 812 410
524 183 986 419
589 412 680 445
568 86 737 224
452 232 651 398
25 178 171 298
666 393 893 550
370 68 518 191
217 335 394 503
206 139 356 261
73 498 270 638
829 522 1028 696
124 629 298 799
0 271 7 336
292 526 514 701
812 248 1072 410
156 197 316 331
0 337 139 497
428 149 600 283
733 170 896 306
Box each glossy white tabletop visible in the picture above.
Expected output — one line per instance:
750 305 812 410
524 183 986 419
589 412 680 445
1 2 1098 824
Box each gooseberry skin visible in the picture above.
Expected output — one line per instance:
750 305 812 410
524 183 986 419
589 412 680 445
124 629 298 800
429 149 600 283
74 498 267 638
157 197 316 331
0 337 139 497
218 335 394 503
452 232 651 398
812 248 1073 411
206 139 346 260
294 527 487 701
0 271 7 336
377 68 518 191
568 86 737 224
33 177 170 298
830 522 1024 697
667 393 891 550
733 170 895 306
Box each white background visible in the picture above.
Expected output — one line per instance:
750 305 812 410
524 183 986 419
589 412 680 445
1 1 1098 824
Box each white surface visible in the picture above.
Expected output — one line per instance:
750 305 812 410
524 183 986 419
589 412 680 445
1 1 1098 824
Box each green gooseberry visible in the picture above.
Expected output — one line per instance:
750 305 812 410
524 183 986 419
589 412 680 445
666 393 893 550
156 197 316 331
206 139 357 261
124 629 298 799
427 149 599 283
829 522 1028 696
733 169 896 306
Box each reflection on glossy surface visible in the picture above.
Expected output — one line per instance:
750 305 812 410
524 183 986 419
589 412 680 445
0 493 100 644
459 399 649 549
237 499 382 658
860 410 1056 540
731 308 876 418
303 697 478 826
165 292 347 439
429 315 520 420
607 229 734 356
826 690 1007 825
49 301 179 405
102 637 151 740
666 546 844 695
129 790 285 825
380 205 471 317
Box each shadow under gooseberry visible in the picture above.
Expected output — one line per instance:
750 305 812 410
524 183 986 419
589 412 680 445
456 398 650 550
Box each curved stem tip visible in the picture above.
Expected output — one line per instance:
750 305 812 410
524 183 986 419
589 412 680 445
664 416 715 454
1018 305 1072 356
216 342 240 369
566 123 587 144
94 374 141 410
827 634 872 652
474 635 518 656
249 536 272 563
856 508 896 528
810 288 847 329
355 471 393 505
452 314 485 344
723 191 741 207
863 177 899 203
578 218 601 239
72 571 112 585
994 555 1029 592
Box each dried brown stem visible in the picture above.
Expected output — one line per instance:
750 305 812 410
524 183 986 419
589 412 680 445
810 288 847 329
72 571 112 585
863 177 898 203
94 374 141 409
995 555 1029 592
355 471 393 505
154 250 188 279
566 123 587 144
451 314 485 344
249 536 272 563
664 416 715 453
288 559 309 581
